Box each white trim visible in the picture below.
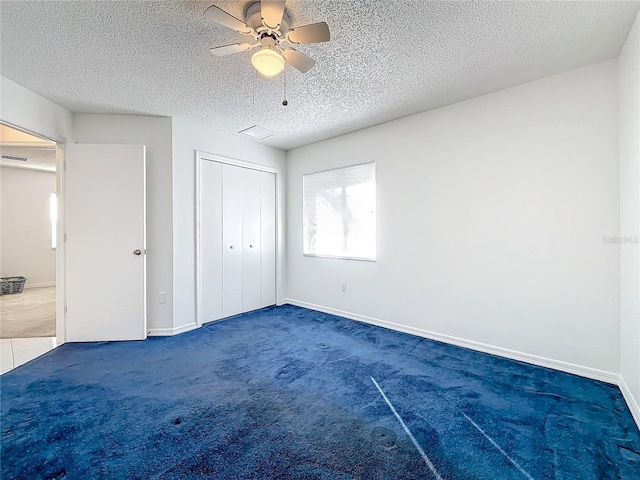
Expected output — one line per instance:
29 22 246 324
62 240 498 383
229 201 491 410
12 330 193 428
24 282 56 289
196 150 279 174
195 151 282 329
619 375 640 431
148 322 197 337
0 163 55 173
303 253 376 262
281 299 620 385
56 143 66 344
195 151 202 328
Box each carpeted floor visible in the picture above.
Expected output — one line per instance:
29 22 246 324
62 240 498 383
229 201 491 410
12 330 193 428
1 305 639 479
0 286 56 338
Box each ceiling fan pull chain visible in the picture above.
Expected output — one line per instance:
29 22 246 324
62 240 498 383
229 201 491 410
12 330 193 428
282 66 288 106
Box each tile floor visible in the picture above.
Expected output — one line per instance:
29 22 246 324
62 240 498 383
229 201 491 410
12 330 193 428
0 337 57 375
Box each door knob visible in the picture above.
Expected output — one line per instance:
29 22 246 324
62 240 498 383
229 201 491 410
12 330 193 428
249 244 254 248
133 249 142 256
229 245 235 249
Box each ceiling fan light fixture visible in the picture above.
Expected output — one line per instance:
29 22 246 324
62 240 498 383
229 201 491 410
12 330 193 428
251 46 285 77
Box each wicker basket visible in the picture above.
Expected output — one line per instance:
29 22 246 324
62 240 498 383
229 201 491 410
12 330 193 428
0 276 27 295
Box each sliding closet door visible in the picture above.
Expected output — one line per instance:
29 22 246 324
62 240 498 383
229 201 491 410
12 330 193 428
222 164 244 317
260 171 276 308
242 168 262 312
200 160 223 323
199 157 277 325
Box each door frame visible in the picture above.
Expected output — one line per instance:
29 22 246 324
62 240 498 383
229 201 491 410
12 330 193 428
0 121 67 344
195 151 281 328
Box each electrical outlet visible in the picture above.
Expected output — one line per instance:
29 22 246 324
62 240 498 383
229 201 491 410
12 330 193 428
341 282 347 293
158 292 167 304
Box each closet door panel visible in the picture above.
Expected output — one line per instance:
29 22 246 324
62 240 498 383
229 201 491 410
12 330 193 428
222 164 244 317
242 168 262 312
200 160 223 322
261 171 276 307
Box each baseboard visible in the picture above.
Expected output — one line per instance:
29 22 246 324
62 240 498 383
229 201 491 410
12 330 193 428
147 322 197 337
282 299 619 385
619 376 640 431
24 282 56 289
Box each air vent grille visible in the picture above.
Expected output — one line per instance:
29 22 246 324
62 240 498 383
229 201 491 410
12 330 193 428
1 154 28 162
238 125 275 140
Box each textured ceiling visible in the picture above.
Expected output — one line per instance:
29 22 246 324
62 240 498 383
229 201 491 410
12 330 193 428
1 1 638 151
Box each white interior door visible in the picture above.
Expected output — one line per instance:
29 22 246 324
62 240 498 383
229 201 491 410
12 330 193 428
65 144 146 341
200 160 223 323
260 171 276 307
222 163 243 317
198 157 277 324
242 168 262 312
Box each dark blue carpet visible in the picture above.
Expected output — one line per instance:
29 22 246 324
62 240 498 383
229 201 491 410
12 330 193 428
1 305 639 479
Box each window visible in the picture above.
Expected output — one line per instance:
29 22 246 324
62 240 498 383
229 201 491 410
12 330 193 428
303 162 376 260
50 192 57 249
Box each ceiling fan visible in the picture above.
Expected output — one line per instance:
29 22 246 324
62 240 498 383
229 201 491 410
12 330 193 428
205 1 330 78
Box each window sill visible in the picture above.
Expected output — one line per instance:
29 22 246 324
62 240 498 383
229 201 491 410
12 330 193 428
303 254 376 262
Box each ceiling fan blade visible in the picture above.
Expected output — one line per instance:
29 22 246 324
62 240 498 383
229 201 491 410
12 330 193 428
261 0 286 29
287 22 330 44
204 5 253 35
209 43 253 56
283 48 316 73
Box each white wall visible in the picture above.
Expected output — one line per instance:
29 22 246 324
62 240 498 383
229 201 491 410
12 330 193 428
171 117 286 331
0 166 56 285
619 10 640 425
72 114 174 331
0 76 73 143
286 60 620 377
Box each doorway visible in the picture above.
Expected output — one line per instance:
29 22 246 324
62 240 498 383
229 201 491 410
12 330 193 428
0 123 59 373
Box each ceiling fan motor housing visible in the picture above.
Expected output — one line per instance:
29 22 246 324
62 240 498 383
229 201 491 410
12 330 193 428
260 36 277 49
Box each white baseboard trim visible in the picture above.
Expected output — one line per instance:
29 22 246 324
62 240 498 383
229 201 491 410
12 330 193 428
619 376 640 431
282 299 620 385
147 322 197 337
24 282 56 289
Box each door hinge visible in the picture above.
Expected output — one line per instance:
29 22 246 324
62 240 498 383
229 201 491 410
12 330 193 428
64 233 67 242
64 305 68 314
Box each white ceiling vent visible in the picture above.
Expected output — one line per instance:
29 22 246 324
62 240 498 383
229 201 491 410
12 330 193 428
238 125 275 140
1 154 28 162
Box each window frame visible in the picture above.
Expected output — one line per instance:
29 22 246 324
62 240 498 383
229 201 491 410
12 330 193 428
302 161 376 262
